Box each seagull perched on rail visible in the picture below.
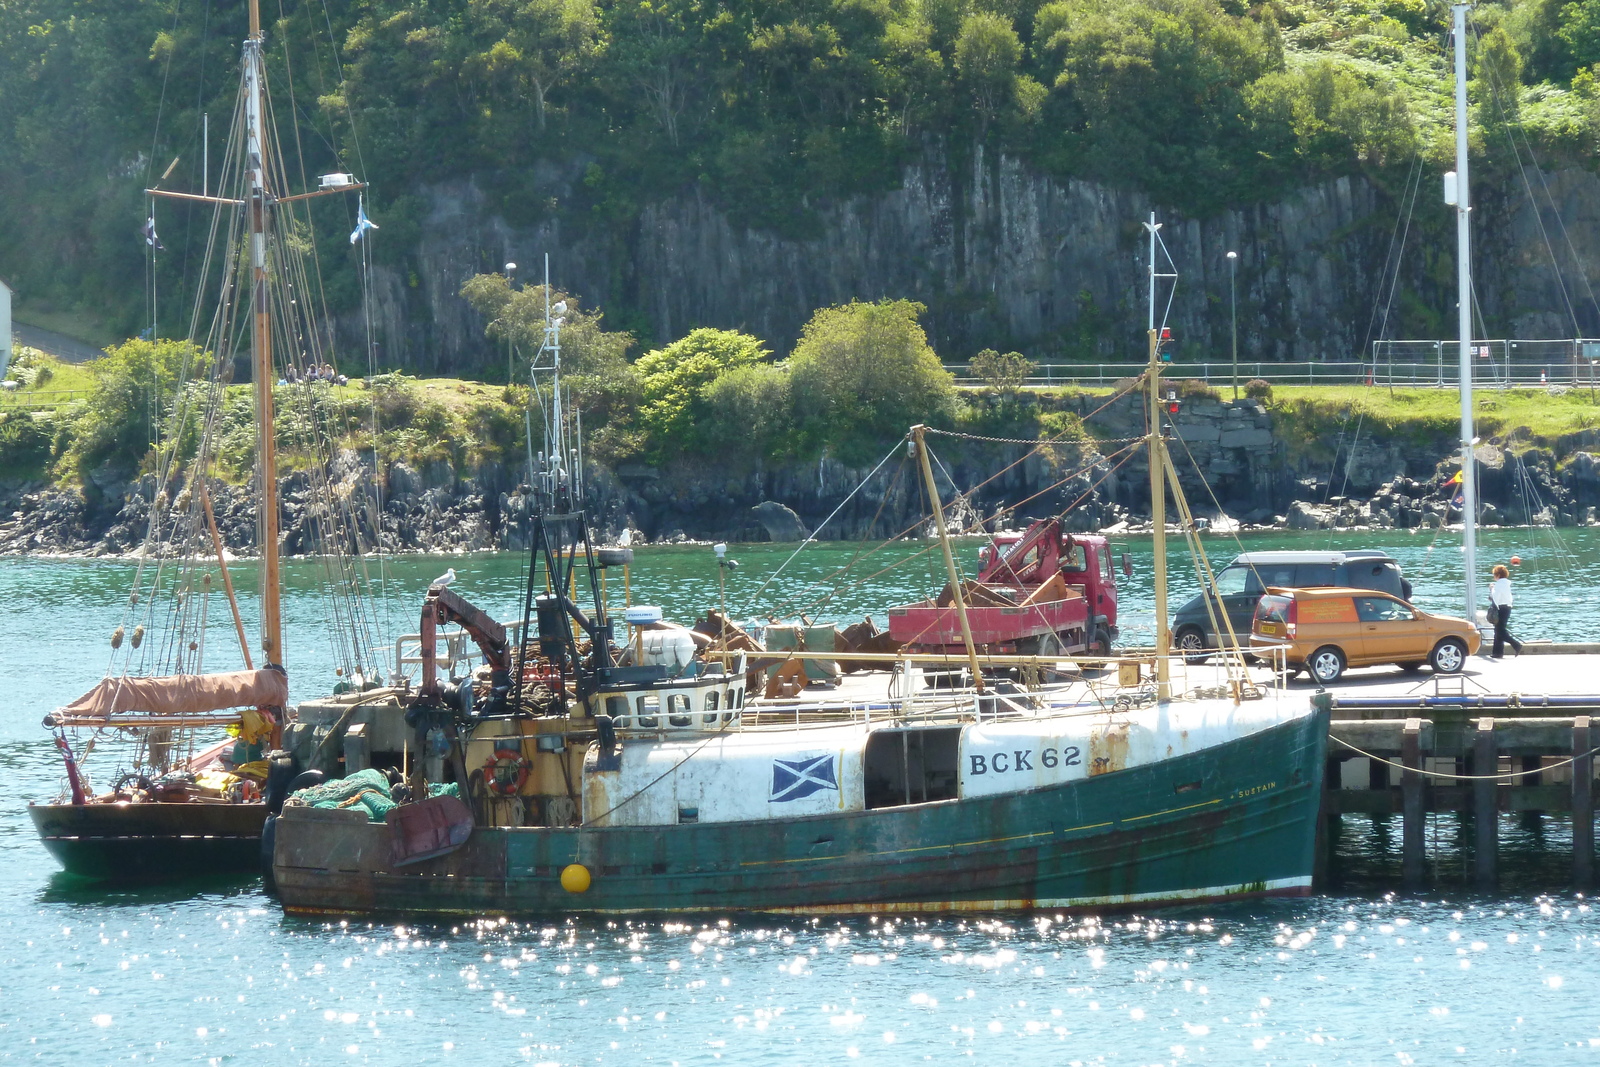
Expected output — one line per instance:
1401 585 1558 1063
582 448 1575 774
433 567 457 588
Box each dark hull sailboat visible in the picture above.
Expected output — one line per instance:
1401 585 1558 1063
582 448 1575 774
29 802 266 881
28 0 377 881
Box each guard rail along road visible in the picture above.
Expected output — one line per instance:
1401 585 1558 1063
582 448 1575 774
944 338 1600 389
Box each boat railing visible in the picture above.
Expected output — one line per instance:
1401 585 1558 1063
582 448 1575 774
392 620 525 683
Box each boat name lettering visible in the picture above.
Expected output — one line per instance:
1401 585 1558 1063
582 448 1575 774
1229 781 1277 799
968 746 1082 776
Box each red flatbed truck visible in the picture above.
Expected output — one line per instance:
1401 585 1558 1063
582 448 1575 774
887 519 1120 657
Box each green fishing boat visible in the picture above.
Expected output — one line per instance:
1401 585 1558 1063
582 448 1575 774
269 220 1331 918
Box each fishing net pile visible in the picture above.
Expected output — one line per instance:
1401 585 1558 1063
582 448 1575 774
284 768 461 823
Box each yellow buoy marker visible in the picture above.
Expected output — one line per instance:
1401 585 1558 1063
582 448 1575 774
560 863 592 894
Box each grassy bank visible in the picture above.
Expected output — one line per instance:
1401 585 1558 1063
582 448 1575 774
6 349 1598 491
1263 384 1600 468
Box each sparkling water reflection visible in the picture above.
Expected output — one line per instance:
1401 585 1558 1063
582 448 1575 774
4 532 1600 1062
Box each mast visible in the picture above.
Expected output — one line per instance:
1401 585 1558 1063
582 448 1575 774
1451 2 1479 621
1144 213 1172 701
245 0 283 667
912 425 986 695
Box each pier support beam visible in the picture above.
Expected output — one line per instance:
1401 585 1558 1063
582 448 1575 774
1402 718 1425 891
1575 716 1593 891
1474 718 1497 892
1315 755 1341 888
1369 756 1388 792
1521 755 1543 787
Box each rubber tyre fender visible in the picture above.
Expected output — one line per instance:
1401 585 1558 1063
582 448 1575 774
260 814 279 892
285 769 327 795
1308 645 1346 684
263 754 301 814
1430 637 1468 674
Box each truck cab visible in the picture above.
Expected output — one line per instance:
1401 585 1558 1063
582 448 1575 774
978 528 1120 648
890 519 1119 656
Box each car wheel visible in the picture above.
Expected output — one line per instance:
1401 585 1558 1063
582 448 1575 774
1398 661 1425 673
1308 646 1346 684
1430 637 1468 674
1175 627 1209 664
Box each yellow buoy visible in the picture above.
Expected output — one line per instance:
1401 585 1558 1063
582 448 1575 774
560 863 592 894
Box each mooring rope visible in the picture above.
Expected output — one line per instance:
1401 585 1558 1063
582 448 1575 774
1329 734 1600 782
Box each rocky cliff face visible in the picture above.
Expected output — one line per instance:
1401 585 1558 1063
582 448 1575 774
5 392 1599 557
351 152 1600 371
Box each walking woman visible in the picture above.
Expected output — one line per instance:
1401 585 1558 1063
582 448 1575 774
1488 563 1523 658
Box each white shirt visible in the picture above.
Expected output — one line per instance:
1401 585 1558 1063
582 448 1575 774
1490 576 1512 609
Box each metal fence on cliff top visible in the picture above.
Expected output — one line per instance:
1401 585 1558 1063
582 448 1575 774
946 338 1600 389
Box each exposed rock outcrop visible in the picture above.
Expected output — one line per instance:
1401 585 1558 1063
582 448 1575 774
347 154 1600 373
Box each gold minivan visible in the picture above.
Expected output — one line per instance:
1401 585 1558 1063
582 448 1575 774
1250 586 1481 683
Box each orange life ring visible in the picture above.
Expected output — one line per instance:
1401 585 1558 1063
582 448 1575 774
484 744 529 796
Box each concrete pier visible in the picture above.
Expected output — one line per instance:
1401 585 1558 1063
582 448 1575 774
1296 652 1600 891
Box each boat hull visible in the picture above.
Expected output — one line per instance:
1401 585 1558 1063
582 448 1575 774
28 801 267 881
273 705 1328 916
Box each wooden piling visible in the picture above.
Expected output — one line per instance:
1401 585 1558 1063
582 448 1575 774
1402 717 1425 891
1522 754 1543 786
1575 716 1593 890
1315 755 1341 888
1368 756 1388 792
1474 717 1497 892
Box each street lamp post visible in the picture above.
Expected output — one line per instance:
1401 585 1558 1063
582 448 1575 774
1226 250 1239 401
505 261 518 384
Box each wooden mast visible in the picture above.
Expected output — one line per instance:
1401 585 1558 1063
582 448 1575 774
913 425 986 695
245 0 283 668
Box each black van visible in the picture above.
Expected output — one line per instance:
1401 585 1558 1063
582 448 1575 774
1172 550 1410 660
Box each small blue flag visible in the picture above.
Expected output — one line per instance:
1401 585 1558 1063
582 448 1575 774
770 754 838 802
349 198 378 244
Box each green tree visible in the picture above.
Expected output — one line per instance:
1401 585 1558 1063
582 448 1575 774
466 0 602 131
459 273 638 437
970 348 1036 394
62 337 212 478
1474 24 1524 129
1561 0 1600 74
703 362 795 463
1039 0 1284 207
954 11 1022 133
633 327 771 451
789 299 954 464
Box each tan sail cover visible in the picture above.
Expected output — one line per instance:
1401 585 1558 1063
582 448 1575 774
59 669 288 719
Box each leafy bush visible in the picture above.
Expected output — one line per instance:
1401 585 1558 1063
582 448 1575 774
0 411 53 475
1036 409 1091 468
789 299 954 464
970 349 1037 394
634 328 771 454
1175 378 1221 400
1244 378 1273 400
702 362 795 463
60 337 212 479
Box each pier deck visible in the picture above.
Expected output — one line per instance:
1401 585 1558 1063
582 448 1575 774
797 650 1600 891
1257 651 1600 892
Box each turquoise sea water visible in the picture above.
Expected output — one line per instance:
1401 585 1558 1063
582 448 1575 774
3 529 1600 1063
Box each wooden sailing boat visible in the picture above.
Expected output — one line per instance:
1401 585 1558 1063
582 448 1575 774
267 226 1331 916
28 0 377 880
